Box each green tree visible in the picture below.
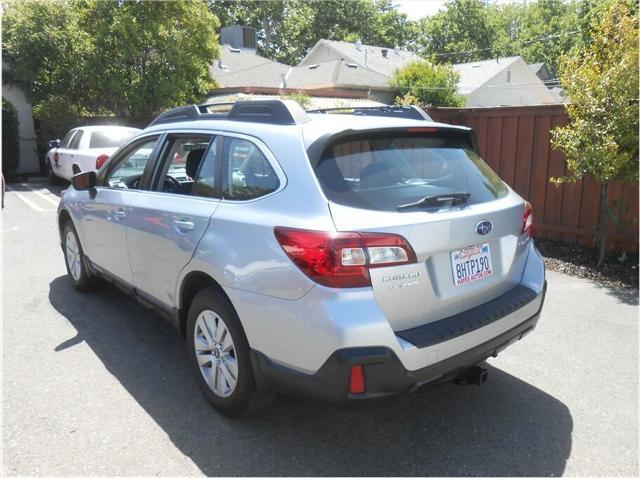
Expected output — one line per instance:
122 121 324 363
209 0 408 65
391 61 465 107
489 0 584 77
410 0 496 63
82 1 220 120
551 0 638 267
2 1 92 110
3 0 221 123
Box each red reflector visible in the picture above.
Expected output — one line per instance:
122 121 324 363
407 127 437 133
96 154 109 170
349 365 366 394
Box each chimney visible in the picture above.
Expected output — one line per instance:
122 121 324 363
220 25 257 54
381 48 388 58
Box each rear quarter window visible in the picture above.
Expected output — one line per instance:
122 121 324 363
89 130 136 149
314 132 508 212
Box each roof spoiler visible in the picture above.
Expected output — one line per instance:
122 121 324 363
306 105 432 121
148 100 310 127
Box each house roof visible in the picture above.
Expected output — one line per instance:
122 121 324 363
453 56 521 94
205 93 386 109
286 60 392 90
210 44 290 89
300 39 420 78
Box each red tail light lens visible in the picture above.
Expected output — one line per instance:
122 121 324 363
522 201 534 238
349 365 366 394
96 154 109 170
273 227 417 288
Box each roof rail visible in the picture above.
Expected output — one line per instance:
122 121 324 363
147 99 309 127
306 105 432 121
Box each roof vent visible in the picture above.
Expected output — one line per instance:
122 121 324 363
229 47 241 53
355 40 363 51
308 64 319 69
346 62 358 68
381 48 388 58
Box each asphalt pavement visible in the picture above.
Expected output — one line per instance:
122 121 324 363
2 181 638 476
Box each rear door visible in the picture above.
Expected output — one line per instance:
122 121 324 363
53 129 78 179
313 129 530 331
65 129 85 177
126 133 221 309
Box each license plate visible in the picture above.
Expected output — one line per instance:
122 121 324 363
451 243 493 286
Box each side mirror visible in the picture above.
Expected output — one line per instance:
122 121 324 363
71 170 97 192
48 139 62 150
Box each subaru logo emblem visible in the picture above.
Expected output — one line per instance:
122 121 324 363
476 220 492 236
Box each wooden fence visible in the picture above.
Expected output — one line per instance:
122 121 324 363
428 105 638 252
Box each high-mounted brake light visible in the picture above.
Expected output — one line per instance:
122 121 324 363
407 127 437 133
522 201 534 238
273 227 417 288
96 154 110 170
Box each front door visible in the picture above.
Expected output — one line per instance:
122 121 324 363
126 134 221 309
77 135 162 284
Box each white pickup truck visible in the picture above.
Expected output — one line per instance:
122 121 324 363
46 125 140 183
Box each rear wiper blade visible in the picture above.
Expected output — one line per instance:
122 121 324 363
397 192 471 210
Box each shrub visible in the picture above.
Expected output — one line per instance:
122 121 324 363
2 98 20 179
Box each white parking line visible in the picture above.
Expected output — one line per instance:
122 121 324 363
20 183 60 207
5 186 53 212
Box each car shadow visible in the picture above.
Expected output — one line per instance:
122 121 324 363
10 181 66 198
49 276 572 477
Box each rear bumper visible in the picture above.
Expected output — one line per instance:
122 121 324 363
251 281 546 403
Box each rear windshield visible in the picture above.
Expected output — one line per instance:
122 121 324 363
89 129 135 149
314 133 508 212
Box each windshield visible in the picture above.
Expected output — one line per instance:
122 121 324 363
314 133 508 212
89 129 137 149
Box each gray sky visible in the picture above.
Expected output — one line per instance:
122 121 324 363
395 0 529 20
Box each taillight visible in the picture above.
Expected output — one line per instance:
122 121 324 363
96 154 109 170
522 201 534 238
273 227 417 288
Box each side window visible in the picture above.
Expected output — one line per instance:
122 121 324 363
156 135 213 195
68 130 84 150
192 137 220 198
104 137 159 190
222 138 279 200
61 130 77 149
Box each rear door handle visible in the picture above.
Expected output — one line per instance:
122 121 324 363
114 208 127 221
174 219 195 232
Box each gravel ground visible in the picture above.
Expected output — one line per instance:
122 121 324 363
536 238 639 290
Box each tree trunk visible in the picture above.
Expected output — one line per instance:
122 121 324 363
596 182 609 269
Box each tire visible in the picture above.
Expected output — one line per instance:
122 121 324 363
186 288 274 417
62 220 102 292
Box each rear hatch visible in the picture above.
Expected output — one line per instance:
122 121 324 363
311 127 531 331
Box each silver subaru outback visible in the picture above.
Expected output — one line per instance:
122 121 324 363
58 100 546 417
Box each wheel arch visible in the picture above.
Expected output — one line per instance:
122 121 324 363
178 271 235 339
58 209 73 236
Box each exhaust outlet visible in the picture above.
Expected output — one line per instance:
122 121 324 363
454 365 488 386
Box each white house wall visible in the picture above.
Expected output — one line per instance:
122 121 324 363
2 84 39 174
465 59 558 107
